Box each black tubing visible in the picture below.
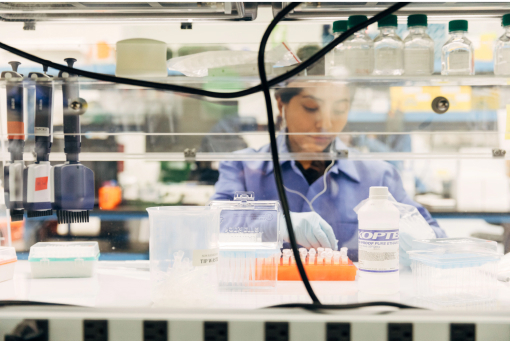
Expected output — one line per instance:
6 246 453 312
0 2 409 100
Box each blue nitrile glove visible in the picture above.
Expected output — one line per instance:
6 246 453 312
280 212 338 250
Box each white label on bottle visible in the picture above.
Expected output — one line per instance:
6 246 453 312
448 50 470 70
375 49 401 71
346 49 372 75
34 127 50 136
404 50 431 74
192 248 219 267
496 49 510 75
358 229 399 273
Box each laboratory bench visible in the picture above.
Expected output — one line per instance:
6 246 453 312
2 261 510 341
2 261 510 311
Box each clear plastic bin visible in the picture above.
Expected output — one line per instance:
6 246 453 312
0 247 17 282
408 238 501 305
210 191 281 290
147 206 220 307
28 242 99 278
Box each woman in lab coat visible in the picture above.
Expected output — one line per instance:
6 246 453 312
210 82 446 261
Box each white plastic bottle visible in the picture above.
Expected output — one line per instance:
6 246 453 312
345 15 374 75
357 187 400 295
494 14 510 76
326 20 348 77
373 14 404 76
441 20 474 75
404 14 434 75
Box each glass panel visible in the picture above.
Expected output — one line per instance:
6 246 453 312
0 12 508 312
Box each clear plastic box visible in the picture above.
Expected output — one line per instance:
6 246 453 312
147 206 220 307
209 191 282 290
28 242 100 278
408 238 501 305
0 247 17 283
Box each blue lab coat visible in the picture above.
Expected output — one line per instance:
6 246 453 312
211 135 446 260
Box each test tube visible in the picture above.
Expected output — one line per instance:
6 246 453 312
325 248 333 253
340 247 348 264
317 247 325 254
325 250 333 264
282 249 291 265
333 251 341 265
317 251 325 265
308 248 316 265
299 248 308 264
290 254 296 265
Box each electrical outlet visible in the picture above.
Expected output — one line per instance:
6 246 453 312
388 323 412 341
83 320 108 341
144 321 167 341
204 322 228 341
451 323 475 341
35 320 48 341
326 323 350 341
265 322 289 341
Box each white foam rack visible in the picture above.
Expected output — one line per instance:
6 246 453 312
1 306 510 341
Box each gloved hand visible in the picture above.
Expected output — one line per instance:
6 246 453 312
280 212 338 251
399 210 437 267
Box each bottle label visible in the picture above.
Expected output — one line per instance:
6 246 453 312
375 49 402 71
358 229 399 272
404 50 432 74
192 248 219 267
496 49 510 75
448 50 470 70
34 127 50 136
346 49 372 75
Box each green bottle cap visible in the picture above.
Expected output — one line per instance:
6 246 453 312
408 14 427 27
378 14 397 28
449 20 468 32
332 20 348 33
503 14 510 27
348 15 368 29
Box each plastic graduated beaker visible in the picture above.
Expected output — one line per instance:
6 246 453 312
147 206 220 307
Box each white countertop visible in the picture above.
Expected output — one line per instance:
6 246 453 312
2 261 510 311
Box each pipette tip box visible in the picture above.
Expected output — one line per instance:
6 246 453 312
211 191 282 290
408 237 501 305
28 242 100 278
0 247 17 283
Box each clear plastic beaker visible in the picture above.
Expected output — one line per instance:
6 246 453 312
147 206 220 307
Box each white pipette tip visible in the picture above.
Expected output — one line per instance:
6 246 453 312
333 251 341 265
325 250 333 264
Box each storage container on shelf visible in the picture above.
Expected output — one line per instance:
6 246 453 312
408 238 501 306
0 247 17 282
209 191 282 290
147 206 220 307
28 242 99 278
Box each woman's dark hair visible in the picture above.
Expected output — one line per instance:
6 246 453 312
274 87 303 104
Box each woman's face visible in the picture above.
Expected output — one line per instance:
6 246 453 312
277 82 350 153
